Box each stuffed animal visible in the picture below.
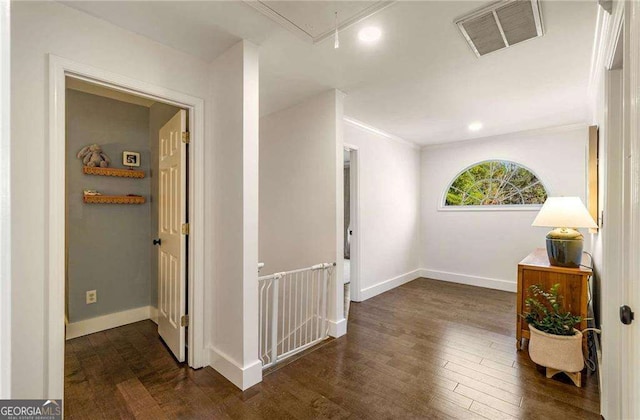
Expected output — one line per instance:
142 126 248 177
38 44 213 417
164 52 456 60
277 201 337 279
77 144 111 168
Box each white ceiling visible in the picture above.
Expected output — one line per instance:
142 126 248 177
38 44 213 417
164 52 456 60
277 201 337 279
62 1 598 146
246 1 392 42
61 1 277 61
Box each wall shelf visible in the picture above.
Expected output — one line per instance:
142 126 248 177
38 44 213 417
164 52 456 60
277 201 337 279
83 166 145 179
83 195 146 205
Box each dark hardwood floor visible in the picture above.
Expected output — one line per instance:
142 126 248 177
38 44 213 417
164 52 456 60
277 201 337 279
65 278 600 419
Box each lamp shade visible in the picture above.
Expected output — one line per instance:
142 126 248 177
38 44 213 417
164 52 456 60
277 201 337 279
532 197 598 229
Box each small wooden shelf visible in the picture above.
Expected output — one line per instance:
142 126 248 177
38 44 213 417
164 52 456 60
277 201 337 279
83 166 145 179
516 248 591 354
83 195 146 205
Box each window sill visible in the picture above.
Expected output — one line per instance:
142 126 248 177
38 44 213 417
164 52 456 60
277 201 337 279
437 205 543 212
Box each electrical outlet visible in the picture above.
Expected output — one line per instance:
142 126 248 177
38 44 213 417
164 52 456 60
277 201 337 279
86 290 97 304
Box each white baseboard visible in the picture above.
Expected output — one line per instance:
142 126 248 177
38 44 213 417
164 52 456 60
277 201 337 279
208 346 262 390
150 306 158 325
66 305 153 340
328 318 347 338
419 269 516 293
359 269 422 301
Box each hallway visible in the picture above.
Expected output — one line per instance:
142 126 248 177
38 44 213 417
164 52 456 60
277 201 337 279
65 279 600 419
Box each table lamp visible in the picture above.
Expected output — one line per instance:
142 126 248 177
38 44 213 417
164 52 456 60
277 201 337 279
531 197 598 268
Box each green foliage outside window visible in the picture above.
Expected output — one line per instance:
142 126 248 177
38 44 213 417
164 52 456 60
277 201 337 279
445 160 547 206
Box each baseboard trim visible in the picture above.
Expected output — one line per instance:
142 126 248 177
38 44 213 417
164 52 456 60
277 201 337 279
150 306 158 325
208 346 262 390
419 269 516 292
66 305 153 340
328 318 347 338
359 269 421 301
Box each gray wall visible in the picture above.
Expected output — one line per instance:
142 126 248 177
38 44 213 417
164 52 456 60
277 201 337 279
66 90 151 322
148 102 181 309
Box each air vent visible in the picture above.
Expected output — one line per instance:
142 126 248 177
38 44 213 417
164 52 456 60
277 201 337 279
456 0 543 57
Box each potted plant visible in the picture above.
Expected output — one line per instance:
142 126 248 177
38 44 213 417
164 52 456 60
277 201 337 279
523 284 584 380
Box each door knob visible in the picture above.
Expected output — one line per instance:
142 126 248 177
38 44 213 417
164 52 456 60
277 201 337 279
153 238 162 246
620 305 635 325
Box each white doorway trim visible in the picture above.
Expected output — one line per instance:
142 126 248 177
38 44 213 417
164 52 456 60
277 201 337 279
593 3 624 419
600 68 623 420
0 0 11 399
47 54 206 398
623 3 640 417
344 144 361 302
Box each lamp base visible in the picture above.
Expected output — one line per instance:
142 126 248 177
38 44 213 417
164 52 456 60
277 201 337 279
545 237 583 268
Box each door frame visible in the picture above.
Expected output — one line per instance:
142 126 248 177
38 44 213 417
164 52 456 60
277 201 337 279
600 68 623 419
623 2 640 417
0 0 10 399
594 1 640 417
594 4 624 418
344 144 361 302
47 54 206 398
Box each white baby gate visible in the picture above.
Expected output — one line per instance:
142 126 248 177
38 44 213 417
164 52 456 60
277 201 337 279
258 262 335 368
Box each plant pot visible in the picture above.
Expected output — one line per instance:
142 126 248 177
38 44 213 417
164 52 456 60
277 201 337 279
528 325 584 373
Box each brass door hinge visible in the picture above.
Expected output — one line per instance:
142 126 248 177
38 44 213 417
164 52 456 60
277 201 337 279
182 131 190 144
182 223 190 235
181 315 189 327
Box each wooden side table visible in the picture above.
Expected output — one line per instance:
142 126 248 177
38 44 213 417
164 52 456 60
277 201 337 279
516 248 591 351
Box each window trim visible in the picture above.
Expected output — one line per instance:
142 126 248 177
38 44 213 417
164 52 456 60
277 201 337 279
439 159 549 212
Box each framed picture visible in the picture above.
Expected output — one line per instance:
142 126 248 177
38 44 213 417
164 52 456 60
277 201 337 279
123 151 141 167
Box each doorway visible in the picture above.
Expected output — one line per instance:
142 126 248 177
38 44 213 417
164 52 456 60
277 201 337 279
343 146 360 312
64 77 189 363
48 55 206 398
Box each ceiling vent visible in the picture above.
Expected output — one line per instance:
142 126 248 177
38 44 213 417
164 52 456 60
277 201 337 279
455 0 543 57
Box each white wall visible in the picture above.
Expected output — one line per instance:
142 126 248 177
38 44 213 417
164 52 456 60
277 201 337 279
343 122 422 300
259 89 346 336
10 1 262 397
589 67 613 330
260 90 339 273
420 126 588 291
208 41 261 390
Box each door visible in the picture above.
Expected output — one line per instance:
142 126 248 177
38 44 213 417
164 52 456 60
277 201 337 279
158 110 187 361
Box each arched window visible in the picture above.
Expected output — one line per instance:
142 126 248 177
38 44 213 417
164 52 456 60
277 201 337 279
444 160 548 207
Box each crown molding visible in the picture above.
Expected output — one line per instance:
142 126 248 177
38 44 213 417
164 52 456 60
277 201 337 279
421 123 589 150
343 116 419 149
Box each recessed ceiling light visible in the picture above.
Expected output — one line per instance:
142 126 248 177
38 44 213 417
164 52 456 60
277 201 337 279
468 122 483 131
358 27 382 44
